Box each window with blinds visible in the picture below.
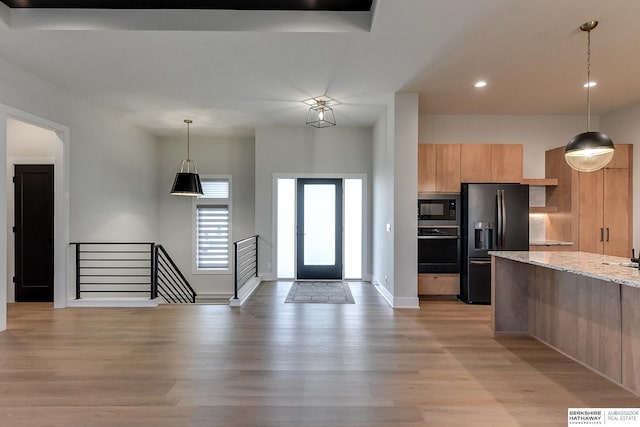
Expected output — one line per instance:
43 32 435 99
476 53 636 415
194 177 231 272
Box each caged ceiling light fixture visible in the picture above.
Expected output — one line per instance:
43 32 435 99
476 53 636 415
305 97 337 128
564 20 615 172
170 119 203 196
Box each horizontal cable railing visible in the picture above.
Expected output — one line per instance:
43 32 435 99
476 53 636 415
72 242 155 299
233 235 259 300
154 244 197 303
71 242 196 303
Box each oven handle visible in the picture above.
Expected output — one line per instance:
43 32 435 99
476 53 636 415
470 260 492 265
418 236 460 240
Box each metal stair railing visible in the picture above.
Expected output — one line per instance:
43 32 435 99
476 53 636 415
154 244 197 303
233 235 258 300
71 242 196 303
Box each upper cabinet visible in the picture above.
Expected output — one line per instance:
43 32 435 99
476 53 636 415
418 144 461 193
419 143 523 193
490 144 523 182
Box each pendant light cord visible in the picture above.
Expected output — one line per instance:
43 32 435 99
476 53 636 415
586 28 592 131
186 121 191 161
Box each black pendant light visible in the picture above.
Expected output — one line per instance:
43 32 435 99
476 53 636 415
564 20 614 172
171 119 203 196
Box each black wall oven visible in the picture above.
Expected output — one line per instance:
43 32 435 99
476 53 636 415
417 194 461 273
418 226 461 273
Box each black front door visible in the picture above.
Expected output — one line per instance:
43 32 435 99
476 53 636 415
296 178 343 280
14 165 54 302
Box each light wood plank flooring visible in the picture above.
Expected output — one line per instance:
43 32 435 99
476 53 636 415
1 281 639 426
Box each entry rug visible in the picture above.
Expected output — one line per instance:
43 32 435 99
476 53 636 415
285 281 355 304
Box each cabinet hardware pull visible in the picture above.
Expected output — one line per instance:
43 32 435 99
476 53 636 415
600 228 604 242
606 227 610 242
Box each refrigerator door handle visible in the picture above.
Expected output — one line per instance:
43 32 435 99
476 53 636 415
496 190 502 250
501 189 507 248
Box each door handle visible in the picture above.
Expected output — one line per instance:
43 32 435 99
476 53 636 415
600 228 604 242
418 236 460 240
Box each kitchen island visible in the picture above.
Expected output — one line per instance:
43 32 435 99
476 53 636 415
491 251 640 395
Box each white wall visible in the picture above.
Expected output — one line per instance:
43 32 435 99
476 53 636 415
372 110 394 297
6 118 58 303
254 127 373 280
157 135 255 297
420 115 590 178
0 56 159 328
601 103 640 251
392 94 419 308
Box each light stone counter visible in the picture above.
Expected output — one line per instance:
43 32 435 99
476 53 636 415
528 240 573 246
490 250 640 395
490 250 640 289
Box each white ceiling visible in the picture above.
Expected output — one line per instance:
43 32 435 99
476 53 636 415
1 0 639 138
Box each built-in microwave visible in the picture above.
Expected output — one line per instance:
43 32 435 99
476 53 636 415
417 194 460 225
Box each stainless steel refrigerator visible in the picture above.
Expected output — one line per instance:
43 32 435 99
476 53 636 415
460 183 529 304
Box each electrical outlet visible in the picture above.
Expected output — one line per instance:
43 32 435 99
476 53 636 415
386 223 391 232
384 276 388 285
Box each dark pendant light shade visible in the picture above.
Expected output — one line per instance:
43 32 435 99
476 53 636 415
171 119 204 196
564 131 615 172
564 20 614 172
171 160 203 196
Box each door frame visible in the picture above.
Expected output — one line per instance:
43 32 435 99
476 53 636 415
1 104 70 331
272 173 368 282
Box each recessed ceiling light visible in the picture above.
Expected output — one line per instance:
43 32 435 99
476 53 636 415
583 81 597 88
474 81 487 88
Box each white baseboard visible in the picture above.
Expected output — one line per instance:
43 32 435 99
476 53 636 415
229 275 263 307
370 275 420 309
67 297 159 308
392 297 420 309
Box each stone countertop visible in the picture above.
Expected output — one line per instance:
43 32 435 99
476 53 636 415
489 251 640 289
529 240 573 246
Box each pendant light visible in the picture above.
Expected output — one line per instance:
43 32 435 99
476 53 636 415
564 20 614 172
306 99 336 128
170 119 203 196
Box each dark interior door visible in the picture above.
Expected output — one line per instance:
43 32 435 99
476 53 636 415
14 164 54 302
296 178 343 280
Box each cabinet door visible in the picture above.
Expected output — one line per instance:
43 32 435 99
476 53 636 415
460 144 492 183
578 170 604 254
418 144 436 193
491 144 523 183
606 144 631 169
435 144 461 193
603 168 631 257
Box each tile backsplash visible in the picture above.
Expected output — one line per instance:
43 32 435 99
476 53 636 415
529 186 546 242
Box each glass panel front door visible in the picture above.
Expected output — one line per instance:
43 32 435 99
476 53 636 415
296 178 343 280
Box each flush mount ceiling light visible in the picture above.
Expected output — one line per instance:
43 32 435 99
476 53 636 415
170 119 203 196
474 81 487 88
564 20 614 172
304 96 337 128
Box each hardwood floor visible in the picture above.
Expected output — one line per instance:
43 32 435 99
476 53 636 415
1 281 639 426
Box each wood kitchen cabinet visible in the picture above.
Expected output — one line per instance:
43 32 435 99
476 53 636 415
418 144 460 193
578 164 632 257
546 144 633 258
418 273 460 296
459 144 523 183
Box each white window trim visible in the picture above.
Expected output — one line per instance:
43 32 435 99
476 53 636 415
192 174 232 275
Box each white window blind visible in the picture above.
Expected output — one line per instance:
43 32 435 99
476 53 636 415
200 180 229 199
196 205 229 270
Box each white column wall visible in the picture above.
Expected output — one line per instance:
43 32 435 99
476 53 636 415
392 93 419 308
